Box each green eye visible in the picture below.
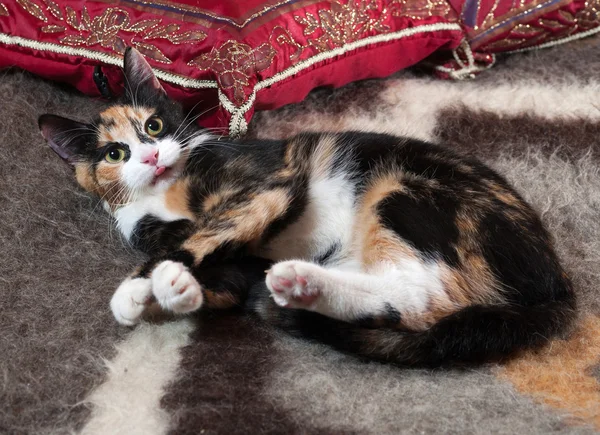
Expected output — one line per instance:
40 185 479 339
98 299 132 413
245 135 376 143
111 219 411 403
105 147 126 163
145 117 164 136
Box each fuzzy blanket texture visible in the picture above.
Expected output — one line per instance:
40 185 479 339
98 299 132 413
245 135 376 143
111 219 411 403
2 35 600 435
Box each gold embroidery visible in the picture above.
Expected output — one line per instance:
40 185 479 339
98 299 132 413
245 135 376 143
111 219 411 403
577 0 600 28
538 18 564 29
193 0 458 106
65 6 81 30
0 3 8 17
133 41 172 63
169 30 208 44
291 0 455 54
17 0 46 22
295 0 393 52
12 3 207 64
512 23 543 34
295 12 320 35
188 40 276 105
125 19 162 33
484 36 528 49
393 0 455 21
43 0 61 20
558 9 576 23
270 26 303 61
480 0 599 53
41 24 66 33
481 0 502 28
119 0 296 28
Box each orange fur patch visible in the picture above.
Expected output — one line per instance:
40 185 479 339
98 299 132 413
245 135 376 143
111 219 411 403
165 179 194 219
283 136 302 166
310 134 338 179
497 315 600 429
202 290 238 309
74 164 97 193
202 189 239 213
98 106 154 146
95 163 121 183
184 188 291 262
355 173 416 270
94 163 128 206
486 180 525 211
449 210 502 306
274 137 310 179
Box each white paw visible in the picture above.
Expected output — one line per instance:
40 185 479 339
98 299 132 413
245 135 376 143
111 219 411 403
266 261 321 309
110 277 153 326
151 260 203 314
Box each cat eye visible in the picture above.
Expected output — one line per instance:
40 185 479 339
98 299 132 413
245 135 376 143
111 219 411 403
145 117 164 136
105 147 126 163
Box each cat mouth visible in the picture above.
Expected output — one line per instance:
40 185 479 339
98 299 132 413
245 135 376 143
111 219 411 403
152 166 172 184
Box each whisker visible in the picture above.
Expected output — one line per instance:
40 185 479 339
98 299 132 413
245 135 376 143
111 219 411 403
173 103 221 143
172 100 208 141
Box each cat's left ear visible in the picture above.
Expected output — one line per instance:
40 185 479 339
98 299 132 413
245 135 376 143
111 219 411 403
123 47 166 99
38 114 95 164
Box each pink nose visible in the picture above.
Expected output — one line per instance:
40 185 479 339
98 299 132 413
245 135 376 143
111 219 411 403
142 149 159 166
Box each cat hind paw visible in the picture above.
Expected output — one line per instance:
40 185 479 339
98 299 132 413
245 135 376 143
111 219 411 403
266 261 321 309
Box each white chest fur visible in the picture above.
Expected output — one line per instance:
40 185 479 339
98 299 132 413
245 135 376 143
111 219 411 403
263 173 356 262
112 192 190 240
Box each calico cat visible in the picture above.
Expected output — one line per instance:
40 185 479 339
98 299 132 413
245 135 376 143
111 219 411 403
39 48 576 366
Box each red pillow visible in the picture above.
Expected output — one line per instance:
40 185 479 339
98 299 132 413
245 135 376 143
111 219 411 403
1 0 598 136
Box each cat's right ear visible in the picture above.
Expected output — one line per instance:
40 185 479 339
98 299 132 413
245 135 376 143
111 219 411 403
123 47 166 100
38 114 95 164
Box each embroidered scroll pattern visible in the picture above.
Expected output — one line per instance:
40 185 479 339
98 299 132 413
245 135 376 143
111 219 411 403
17 0 46 21
0 3 8 17
391 0 455 21
291 0 455 53
578 0 600 28
294 0 393 51
189 0 457 107
188 41 277 105
11 1 206 63
482 0 599 51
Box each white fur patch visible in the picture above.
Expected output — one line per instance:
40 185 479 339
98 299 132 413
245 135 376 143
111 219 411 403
152 260 203 313
266 258 445 322
263 172 356 262
80 320 194 435
110 277 153 326
121 137 185 192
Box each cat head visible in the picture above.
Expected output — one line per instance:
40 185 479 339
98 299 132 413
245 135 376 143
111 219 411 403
39 47 211 209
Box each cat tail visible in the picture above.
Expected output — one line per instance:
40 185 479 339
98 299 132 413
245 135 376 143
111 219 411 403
247 287 576 366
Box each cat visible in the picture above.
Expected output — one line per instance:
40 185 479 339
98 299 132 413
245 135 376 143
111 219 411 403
38 47 576 366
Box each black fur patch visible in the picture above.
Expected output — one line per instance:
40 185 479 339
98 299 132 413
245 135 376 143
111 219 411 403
194 256 272 306
478 210 568 306
377 188 460 266
136 249 196 278
314 242 341 265
130 215 196 256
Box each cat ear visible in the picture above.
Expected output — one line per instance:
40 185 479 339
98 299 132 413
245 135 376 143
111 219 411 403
123 47 166 99
38 114 94 164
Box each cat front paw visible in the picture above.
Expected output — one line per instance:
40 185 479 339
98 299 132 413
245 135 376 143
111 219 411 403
266 260 321 309
151 260 203 314
110 277 153 326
